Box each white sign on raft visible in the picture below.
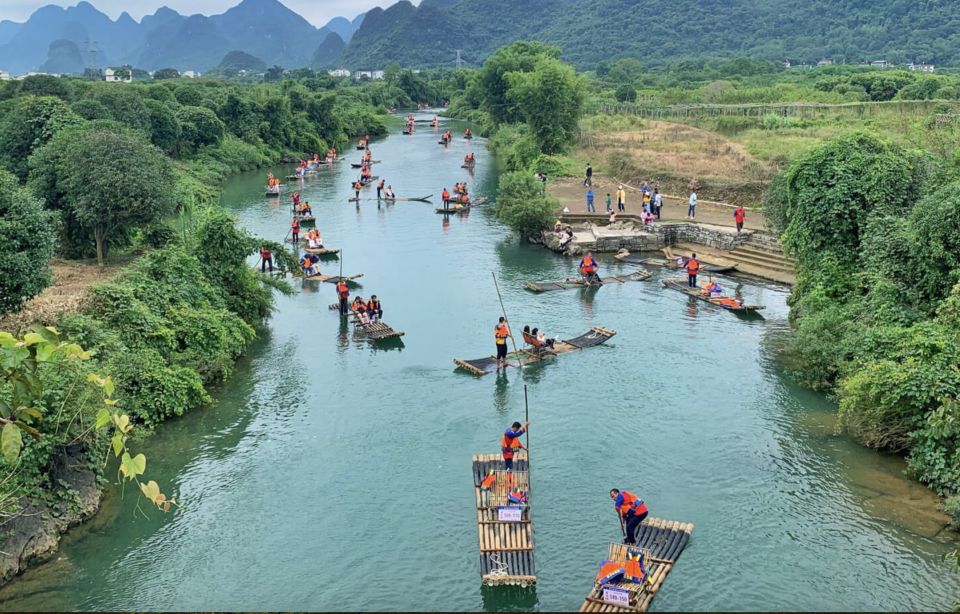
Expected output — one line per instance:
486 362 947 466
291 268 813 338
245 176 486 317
602 585 631 607
498 506 522 522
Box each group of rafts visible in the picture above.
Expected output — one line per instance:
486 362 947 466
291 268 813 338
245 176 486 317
269 120 484 342
455 250 764 376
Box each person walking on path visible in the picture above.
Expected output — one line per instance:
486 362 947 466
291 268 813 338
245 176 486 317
654 189 663 219
584 163 593 187
501 421 529 470
586 188 595 213
616 185 626 212
734 205 746 233
605 193 612 213
686 253 700 288
687 190 698 218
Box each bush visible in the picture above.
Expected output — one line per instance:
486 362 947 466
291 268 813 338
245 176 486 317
493 171 560 237
942 495 960 529
0 170 57 314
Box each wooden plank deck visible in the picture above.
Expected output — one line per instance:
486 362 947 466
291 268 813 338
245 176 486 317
579 518 694 612
472 453 536 587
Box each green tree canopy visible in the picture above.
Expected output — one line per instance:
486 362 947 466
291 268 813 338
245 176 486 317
0 96 81 180
33 126 176 265
506 57 584 154
0 170 57 313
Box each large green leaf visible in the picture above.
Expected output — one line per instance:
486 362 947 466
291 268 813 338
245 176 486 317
1 423 23 463
119 452 146 479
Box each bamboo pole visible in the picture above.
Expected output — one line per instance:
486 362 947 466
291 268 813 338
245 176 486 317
492 272 522 373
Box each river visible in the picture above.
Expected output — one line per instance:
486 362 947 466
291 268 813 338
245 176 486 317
1 116 957 611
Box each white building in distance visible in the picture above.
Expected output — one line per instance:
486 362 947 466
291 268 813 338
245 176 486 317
353 69 384 80
104 68 132 83
328 68 351 78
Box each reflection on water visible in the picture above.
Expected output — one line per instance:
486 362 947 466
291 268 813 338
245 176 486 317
0 117 957 612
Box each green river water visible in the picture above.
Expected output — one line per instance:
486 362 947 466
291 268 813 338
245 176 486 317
0 117 958 611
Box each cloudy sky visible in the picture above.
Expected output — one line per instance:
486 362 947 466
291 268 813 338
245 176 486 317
1 0 410 25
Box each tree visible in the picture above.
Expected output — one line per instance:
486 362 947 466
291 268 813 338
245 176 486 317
0 96 81 179
506 57 584 154
153 68 180 81
145 99 181 155
264 65 285 83
615 83 637 102
44 127 176 265
0 170 56 314
176 106 225 154
493 171 560 237
16 74 71 100
478 41 560 124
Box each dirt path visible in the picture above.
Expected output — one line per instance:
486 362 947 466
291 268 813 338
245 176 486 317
548 176 767 231
0 258 129 334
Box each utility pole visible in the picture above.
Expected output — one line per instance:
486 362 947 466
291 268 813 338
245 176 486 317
455 49 463 69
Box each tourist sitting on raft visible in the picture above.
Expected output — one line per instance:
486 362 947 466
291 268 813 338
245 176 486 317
367 295 382 322
464 152 475 165
300 253 320 276
432 116 439 128
522 325 555 352
702 279 724 298
351 297 371 324
304 228 323 248
383 185 396 199
464 128 472 138
294 202 312 218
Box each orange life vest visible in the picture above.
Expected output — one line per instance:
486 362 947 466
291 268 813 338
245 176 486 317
686 259 700 275
495 323 509 344
618 491 648 518
734 208 745 223
337 282 349 299
580 256 597 274
442 190 450 200
500 430 522 457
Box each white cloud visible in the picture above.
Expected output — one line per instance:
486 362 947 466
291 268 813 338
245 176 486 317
0 0 413 26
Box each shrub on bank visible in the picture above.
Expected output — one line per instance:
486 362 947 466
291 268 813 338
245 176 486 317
493 171 561 238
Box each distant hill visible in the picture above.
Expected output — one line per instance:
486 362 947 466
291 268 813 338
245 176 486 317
0 0 363 74
39 40 86 75
216 50 267 73
338 0 960 69
312 33 347 69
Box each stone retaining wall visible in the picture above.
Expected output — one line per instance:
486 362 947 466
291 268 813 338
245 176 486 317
542 219 755 255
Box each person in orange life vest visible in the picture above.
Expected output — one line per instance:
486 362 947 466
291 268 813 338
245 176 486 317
336 279 350 315
367 295 383 321
734 205 746 233
579 251 599 284
501 421 529 470
610 488 649 545
442 188 451 207
686 253 700 288
259 245 273 273
494 316 512 369
377 178 385 200
290 218 300 245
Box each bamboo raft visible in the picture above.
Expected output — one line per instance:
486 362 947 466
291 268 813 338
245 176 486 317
579 519 694 613
454 326 616 376
615 251 738 274
350 161 381 168
472 453 536 587
304 247 340 256
326 307 405 340
661 278 765 313
295 215 315 226
523 270 652 293
298 272 363 284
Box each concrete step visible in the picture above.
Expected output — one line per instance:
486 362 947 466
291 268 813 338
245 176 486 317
730 245 796 266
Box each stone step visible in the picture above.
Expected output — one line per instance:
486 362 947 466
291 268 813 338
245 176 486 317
727 250 795 272
730 245 795 265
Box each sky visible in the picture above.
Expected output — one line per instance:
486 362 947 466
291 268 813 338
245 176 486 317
0 0 411 25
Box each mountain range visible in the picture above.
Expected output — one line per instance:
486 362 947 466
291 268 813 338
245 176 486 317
339 0 960 69
0 0 365 74
3 0 960 75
